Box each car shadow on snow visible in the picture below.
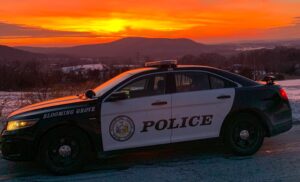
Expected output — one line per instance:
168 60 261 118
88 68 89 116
85 139 233 172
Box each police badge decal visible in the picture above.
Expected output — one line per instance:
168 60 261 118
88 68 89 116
109 115 135 142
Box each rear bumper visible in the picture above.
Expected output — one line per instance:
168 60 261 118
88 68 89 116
266 104 293 137
268 118 293 136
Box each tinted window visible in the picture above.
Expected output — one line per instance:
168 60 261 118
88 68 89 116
175 72 210 93
209 75 237 89
116 74 166 99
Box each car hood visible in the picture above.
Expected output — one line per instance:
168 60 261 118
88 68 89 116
8 95 91 118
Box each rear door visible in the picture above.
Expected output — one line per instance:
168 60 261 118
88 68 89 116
170 71 236 143
101 72 172 151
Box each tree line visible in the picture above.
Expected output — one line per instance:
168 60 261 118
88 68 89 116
0 61 129 91
180 46 300 74
0 46 299 91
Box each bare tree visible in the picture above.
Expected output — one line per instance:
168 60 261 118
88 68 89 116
0 99 7 122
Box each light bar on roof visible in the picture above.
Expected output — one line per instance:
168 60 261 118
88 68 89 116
144 60 177 68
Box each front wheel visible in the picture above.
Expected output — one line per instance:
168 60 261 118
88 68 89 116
39 126 91 174
224 113 264 156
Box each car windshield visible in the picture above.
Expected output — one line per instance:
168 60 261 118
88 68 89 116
93 67 155 97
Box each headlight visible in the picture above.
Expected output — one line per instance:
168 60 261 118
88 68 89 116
6 120 38 131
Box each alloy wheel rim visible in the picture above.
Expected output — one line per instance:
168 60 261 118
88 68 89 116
233 121 259 149
48 137 80 167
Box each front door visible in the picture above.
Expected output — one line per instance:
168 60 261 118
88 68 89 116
101 73 172 151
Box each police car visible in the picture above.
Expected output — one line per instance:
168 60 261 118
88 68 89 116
0 60 292 174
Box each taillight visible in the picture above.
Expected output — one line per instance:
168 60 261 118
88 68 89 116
279 88 288 101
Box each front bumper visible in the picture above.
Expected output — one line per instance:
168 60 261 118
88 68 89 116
0 130 36 161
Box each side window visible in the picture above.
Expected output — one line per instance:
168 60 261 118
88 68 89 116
121 79 148 93
209 75 237 89
175 72 210 93
116 74 166 99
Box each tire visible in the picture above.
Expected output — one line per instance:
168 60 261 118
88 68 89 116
39 126 90 174
224 113 264 156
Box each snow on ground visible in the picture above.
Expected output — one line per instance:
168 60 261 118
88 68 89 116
62 63 107 74
278 79 300 122
0 91 67 129
0 92 29 118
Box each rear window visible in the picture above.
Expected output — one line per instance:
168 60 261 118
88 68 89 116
174 71 237 93
209 75 237 89
174 72 210 93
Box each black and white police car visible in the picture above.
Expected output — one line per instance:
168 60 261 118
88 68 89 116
0 60 292 174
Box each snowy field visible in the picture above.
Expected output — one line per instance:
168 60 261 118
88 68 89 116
277 79 300 122
0 92 30 118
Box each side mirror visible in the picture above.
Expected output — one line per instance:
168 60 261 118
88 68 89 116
85 89 96 99
107 91 128 102
263 75 275 85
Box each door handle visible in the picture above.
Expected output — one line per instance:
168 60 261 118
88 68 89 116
152 101 168 106
217 95 231 99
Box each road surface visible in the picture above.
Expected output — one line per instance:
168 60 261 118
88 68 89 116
1 124 300 182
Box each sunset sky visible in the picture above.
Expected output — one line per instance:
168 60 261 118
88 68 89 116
1 0 300 47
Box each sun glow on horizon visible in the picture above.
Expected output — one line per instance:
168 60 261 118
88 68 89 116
0 0 300 46
36 17 201 34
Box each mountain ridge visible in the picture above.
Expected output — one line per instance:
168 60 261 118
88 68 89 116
16 37 226 59
9 37 300 60
0 45 44 61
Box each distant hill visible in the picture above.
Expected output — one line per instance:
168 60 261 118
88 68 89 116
225 39 300 50
15 37 300 60
17 37 235 59
0 45 44 61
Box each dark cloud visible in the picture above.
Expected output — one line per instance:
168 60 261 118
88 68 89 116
0 22 96 38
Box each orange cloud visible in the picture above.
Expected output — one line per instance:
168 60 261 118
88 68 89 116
0 0 300 46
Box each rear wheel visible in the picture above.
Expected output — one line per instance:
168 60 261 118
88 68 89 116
39 126 90 174
224 113 264 156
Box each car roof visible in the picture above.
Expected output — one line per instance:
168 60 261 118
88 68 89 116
125 67 157 75
137 64 259 87
177 65 215 69
141 64 225 71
